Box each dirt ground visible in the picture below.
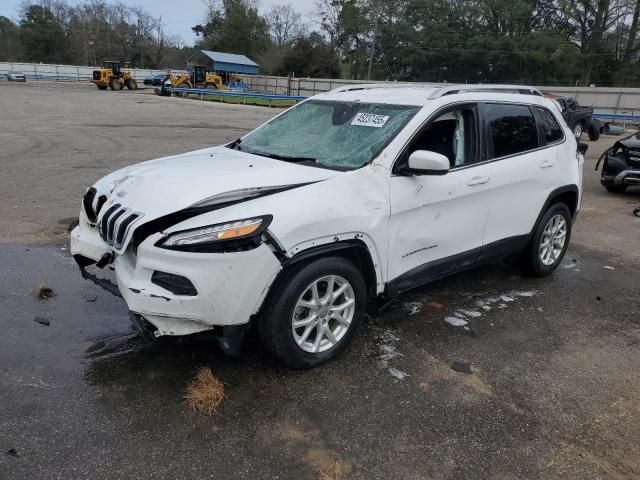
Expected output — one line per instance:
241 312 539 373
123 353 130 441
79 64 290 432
1 81 639 479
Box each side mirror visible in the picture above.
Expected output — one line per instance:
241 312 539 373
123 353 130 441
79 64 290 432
407 150 450 175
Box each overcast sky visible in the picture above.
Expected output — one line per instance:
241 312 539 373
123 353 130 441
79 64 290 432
0 0 317 44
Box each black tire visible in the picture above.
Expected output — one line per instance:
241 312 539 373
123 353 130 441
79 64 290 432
605 184 627 193
97 85 107 90
258 256 367 368
520 203 572 277
588 124 600 141
109 78 121 90
126 79 137 90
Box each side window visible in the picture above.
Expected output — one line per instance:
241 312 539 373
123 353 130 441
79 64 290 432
534 107 564 144
406 107 477 168
484 104 539 159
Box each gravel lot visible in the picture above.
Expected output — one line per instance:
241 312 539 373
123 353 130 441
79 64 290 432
1 81 639 479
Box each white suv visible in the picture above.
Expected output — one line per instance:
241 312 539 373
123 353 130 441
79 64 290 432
71 84 584 367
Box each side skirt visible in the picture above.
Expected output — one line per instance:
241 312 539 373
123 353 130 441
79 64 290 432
384 235 529 299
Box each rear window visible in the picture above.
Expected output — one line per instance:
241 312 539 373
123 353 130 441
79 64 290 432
484 104 539 159
534 107 564 144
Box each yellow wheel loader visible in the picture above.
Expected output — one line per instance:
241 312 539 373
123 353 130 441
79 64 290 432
91 61 138 91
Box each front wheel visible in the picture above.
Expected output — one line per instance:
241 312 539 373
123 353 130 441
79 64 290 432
520 203 572 277
259 256 366 368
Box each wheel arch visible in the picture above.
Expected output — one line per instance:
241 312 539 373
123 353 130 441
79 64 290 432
529 185 579 241
255 238 381 320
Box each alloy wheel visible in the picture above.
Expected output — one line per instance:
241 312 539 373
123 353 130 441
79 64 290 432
539 214 567 266
291 275 356 353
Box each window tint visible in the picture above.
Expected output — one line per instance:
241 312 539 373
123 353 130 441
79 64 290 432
535 107 564 144
484 104 539 158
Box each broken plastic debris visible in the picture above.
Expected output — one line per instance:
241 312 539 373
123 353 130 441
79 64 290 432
34 316 50 326
388 368 410 380
451 361 473 374
459 309 482 318
445 316 468 327
404 301 422 315
603 266 615 270
6 448 19 457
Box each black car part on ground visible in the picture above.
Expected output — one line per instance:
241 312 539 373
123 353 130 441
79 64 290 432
595 132 640 192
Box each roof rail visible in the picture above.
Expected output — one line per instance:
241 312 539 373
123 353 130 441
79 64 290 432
331 82 441 93
428 84 543 99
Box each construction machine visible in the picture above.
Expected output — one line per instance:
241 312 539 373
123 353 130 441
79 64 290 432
157 65 248 93
91 61 138 91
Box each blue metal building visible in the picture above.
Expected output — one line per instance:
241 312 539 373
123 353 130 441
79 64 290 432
187 50 260 75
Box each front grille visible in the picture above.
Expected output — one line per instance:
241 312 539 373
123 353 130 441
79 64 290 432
98 203 143 249
83 187 97 223
92 70 101 80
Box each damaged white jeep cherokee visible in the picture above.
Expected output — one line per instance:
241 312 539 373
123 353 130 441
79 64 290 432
71 84 584 367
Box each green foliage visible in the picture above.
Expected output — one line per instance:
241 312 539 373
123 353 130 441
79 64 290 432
19 5 68 63
193 0 270 59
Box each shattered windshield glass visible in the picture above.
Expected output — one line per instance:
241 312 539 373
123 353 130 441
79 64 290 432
235 100 420 170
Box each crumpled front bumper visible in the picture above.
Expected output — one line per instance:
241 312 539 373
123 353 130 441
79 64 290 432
70 223 282 336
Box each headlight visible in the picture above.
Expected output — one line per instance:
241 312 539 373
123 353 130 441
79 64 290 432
157 215 272 251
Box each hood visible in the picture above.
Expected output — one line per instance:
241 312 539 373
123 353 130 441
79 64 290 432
87 146 340 250
617 132 640 150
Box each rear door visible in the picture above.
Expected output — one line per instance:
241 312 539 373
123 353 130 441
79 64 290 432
481 103 564 246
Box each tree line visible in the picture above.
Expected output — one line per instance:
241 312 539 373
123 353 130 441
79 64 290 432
1 0 639 86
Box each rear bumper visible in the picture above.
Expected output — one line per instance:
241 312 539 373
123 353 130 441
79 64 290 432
70 222 282 336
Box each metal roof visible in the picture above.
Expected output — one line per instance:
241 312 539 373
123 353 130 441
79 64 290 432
198 51 259 67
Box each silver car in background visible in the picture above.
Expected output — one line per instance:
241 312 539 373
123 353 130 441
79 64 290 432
7 71 26 82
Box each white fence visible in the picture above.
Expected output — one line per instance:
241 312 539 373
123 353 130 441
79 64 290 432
244 75 640 115
2 61 639 115
0 62 185 82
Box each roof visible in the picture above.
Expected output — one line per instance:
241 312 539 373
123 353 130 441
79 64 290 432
198 50 259 67
316 84 550 108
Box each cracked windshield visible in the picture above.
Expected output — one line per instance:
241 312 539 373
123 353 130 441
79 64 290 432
236 100 420 170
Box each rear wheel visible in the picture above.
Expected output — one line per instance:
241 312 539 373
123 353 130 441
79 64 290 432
520 203 572 277
606 184 627 193
259 256 366 368
109 78 122 90
126 79 137 90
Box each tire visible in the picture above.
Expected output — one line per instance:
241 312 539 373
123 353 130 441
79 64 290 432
520 203 572 277
109 78 121 91
588 124 600 141
573 122 583 139
258 256 367 368
205 83 218 90
97 85 107 90
605 184 627 193
126 79 137 90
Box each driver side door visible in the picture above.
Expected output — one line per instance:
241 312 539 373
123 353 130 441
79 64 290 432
386 103 493 293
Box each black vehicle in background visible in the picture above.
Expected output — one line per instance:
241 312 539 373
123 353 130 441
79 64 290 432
143 73 167 86
596 132 640 193
554 96 600 140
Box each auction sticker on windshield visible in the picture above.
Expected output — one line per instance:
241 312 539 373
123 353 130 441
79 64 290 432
351 113 389 128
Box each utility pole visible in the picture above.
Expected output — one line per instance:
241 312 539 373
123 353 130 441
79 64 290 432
367 3 378 81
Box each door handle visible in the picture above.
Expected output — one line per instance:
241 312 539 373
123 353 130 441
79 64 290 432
539 160 555 169
467 176 490 186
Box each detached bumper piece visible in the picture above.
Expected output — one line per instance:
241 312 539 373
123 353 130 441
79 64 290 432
73 254 122 298
129 312 159 341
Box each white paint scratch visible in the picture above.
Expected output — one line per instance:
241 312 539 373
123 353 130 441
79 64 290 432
444 290 540 327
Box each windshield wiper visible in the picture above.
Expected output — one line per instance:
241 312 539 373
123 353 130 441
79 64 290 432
253 151 317 163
